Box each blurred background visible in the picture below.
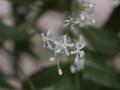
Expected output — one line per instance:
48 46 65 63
0 0 120 90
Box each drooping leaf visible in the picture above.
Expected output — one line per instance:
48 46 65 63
0 22 30 41
80 26 120 55
84 60 120 89
22 63 75 90
53 77 74 90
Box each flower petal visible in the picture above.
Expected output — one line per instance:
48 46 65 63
68 43 75 47
78 43 85 50
76 58 85 70
63 23 70 27
47 41 53 50
63 35 67 43
41 33 46 39
75 53 79 63
64 48 69 56
79 50 85 57
55 48 62 54
71 24 75 30
70 51 77 54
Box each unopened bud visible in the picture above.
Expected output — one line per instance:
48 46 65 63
50 57 55 62
70 65 76 73
58 68 63 76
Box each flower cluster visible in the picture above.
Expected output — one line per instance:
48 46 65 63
79 1 95 27
41 0 95 75
41 31 85 56
64 0 95 31
41 31 86 75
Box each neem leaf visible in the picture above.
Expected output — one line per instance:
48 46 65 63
80 27 120 55
84 60 120 89
22 64 74 90
0 22 30 41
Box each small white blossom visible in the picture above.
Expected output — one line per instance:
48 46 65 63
70 40 85 70
41 31 53 50
63 1 95 30
71 42 85 63
63 17 80 30
54 35 75 56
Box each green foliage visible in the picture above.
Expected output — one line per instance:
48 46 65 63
0 0 120 90
0 21 30 41
80 27 120 55
23 64 73 90
84 60 120 89
22 51 120 90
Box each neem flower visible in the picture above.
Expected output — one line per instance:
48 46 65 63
63 17 80 30
71 41 85 63
41 31 53 50
54 35 75 56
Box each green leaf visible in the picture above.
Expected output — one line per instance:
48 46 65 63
0 73 14 89
53 77 74 90
0 22 30 41
84 60 120 89
82 51 120 89
80 27 120 55
80 78 115 90
22 64 75 90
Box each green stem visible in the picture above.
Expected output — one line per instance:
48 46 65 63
75 73 80 90
65 30 70 37
71 0 77 15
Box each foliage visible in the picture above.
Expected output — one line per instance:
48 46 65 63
0 0 120 90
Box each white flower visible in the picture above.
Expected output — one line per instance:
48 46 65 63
54 35 75 56
41 31 53 50
70 34 86 71
63 17 80 30
71 42 85 63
